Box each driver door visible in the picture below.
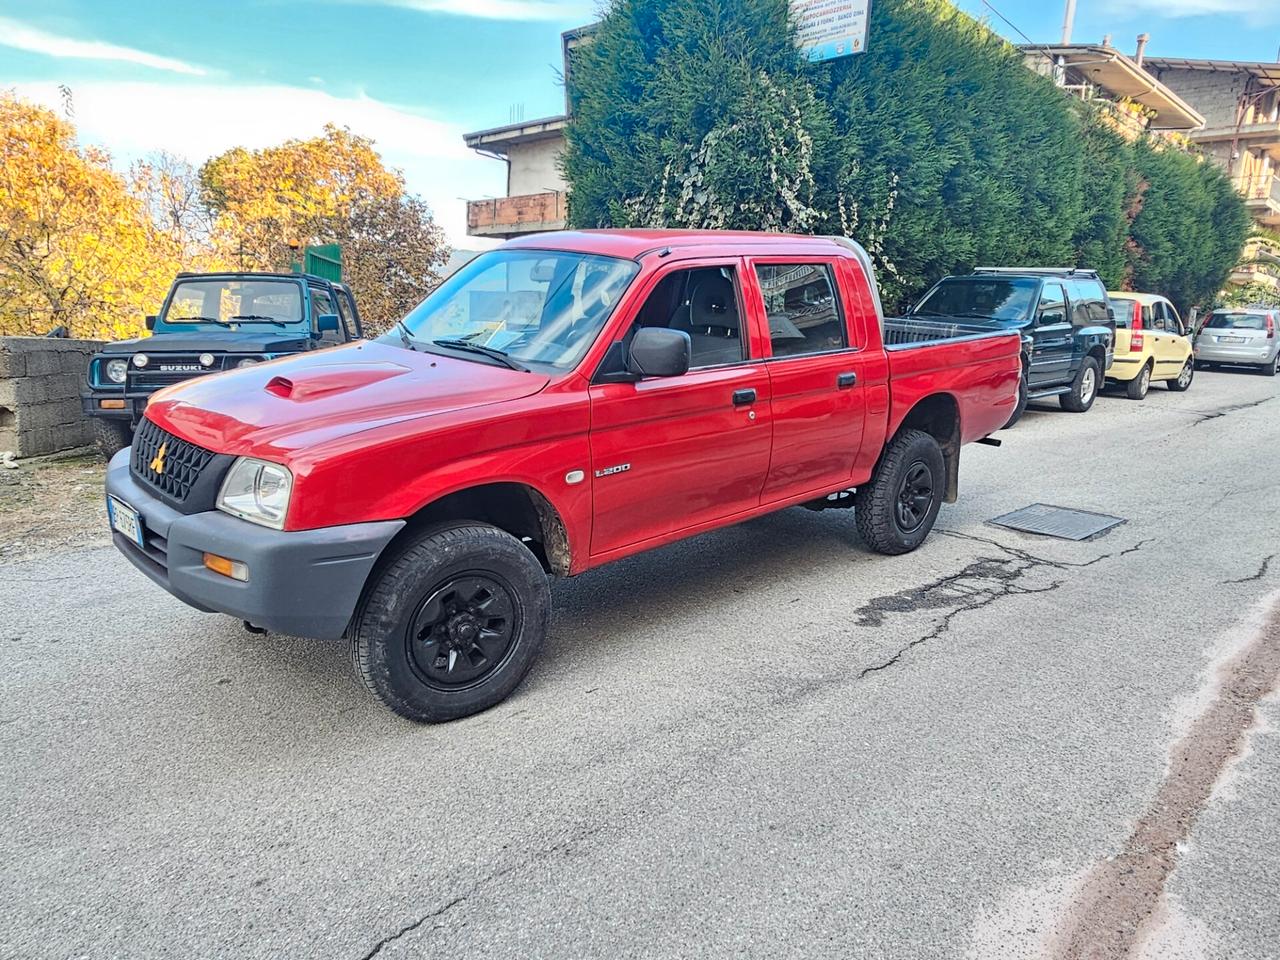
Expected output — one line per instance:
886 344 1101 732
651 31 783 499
587 260 773 559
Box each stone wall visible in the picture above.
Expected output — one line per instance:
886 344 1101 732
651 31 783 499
0 337 104 458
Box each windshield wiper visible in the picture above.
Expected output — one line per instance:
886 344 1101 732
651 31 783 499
395 319 419 352
431 338 530 372
229 314 292 327
168 315 231 325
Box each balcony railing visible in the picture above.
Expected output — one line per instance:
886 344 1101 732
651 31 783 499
1240 173 1280 205
467 191 567 237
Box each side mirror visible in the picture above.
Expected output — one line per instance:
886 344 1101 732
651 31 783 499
628 328 690 378
316 313 340 334
145 315 157 331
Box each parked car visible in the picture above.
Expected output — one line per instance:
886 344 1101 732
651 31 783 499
1194 307 1280 376
103 230 1021 722
82 271 364 458
1104 292 1194 398
907 267 1115 427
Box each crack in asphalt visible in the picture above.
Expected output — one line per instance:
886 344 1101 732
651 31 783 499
852 533 1154 679
1189 394 1276 425
1224 554 1274 584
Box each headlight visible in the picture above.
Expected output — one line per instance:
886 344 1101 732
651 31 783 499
216 458 293 529
237 358 259 368
104 359 128 384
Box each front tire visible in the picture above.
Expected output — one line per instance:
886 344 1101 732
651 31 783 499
1060 357 1100 412
93 419 133 460
1125 362 1152 400
1167 359 1194 392
351 522 550 723
855 429 946 556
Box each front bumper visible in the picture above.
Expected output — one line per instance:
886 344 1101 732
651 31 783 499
81 393 147 423
105 451 404 639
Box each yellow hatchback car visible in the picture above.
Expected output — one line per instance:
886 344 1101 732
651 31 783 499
1105 292 1194 399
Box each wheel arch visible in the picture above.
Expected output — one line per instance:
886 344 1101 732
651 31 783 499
889 393 961 504
378 481 573 579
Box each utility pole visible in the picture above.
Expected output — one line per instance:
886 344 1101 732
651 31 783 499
1061 0 1077 45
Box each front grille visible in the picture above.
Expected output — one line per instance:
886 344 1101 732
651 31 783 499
131 419 216 504
126 355 227 393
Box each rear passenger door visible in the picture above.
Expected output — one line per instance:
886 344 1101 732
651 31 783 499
747 257 868 503
1031 282 1074 385
1150 301 1189 377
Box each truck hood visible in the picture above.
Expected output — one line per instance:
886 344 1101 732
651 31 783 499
99 331 313 354
145 341 551 458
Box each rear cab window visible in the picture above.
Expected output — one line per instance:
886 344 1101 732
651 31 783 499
755 263 847 358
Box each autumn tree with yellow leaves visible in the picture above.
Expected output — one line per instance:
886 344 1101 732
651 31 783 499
199 126 449 333
0 94 181 340
0 97 449 340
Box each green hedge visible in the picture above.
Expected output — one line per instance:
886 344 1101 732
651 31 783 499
563 0 1249 316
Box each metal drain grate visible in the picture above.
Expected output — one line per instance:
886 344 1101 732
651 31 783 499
989 503 1126 541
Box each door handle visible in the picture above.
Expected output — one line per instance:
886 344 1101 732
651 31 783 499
732 388 757 406
837 371 857 388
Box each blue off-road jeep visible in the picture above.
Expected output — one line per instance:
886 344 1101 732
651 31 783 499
82 270 363 457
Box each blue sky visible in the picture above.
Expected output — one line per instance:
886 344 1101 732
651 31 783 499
2 0 1278 247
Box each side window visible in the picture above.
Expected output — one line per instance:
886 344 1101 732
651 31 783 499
1163 302 1185 336
1038 283 1067 325
310 287 342 343
1149 304 1169 332
1086 284 1110 324
755 263 847 358
335 289 358 339
631 265 746 368
1066 281 1091 325
1141 305 1155 328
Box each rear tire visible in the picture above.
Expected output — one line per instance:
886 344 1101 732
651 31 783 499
351 522 550 723
93 419 133 460
1002 365 1029 429
1167 359 1194 392
1060 356 1100 413
855 429 946 556
1265 353 1279 378
1125 362 1152 400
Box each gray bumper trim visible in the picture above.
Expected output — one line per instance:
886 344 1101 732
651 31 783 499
105 450 404 640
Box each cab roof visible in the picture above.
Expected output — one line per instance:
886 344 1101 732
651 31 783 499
501 229 855 260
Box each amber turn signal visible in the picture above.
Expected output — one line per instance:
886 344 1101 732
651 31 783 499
202 552 249 582
98 399 126 410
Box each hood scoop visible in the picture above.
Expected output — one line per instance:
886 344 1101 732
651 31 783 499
263 361 411 402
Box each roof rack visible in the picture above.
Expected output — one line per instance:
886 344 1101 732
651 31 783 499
971 267 1100 278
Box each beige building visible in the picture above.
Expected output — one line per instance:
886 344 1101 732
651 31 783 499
461 26 593 239
1021 41 1204 140
1143 57 1280 294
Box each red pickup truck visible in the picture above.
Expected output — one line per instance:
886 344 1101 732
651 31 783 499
105 230 1020 722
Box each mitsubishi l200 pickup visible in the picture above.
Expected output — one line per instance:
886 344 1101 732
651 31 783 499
104 230 1021 722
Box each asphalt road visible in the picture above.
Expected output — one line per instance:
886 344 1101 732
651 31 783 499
3 366 1279 960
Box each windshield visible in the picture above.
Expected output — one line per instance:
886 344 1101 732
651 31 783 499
913 277 1039 322
1207 311 1269 330
163 278 304 326
388 250 639 370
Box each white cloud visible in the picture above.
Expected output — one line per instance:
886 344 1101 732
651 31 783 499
366 0 594 20
1118 0 1278 18
0 16 205 75
11 80 503 247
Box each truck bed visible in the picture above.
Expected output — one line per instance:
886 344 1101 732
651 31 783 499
881 317 1022 445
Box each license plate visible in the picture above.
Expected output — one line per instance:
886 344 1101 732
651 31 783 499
1220 336 1246 343
107 496 145 548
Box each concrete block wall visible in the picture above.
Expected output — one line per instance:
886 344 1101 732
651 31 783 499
1151 68 1245 128
0 337 104 457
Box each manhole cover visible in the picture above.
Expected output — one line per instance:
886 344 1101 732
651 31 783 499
989 503 1125 541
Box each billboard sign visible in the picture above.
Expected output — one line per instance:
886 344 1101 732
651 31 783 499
791 0 870 62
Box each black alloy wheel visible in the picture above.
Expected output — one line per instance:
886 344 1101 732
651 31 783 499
408 574 518 690
895 461 935 534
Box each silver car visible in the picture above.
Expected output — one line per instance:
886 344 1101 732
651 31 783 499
1195 308 1280 376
